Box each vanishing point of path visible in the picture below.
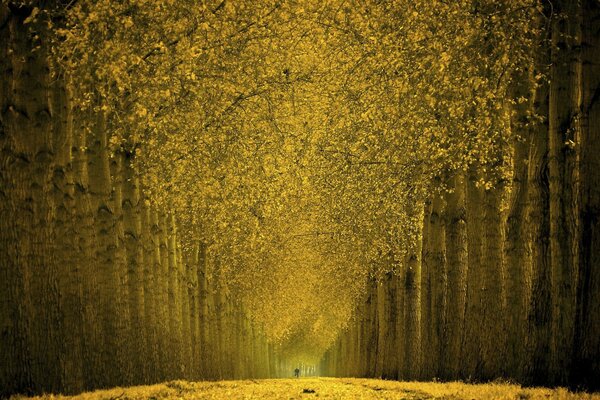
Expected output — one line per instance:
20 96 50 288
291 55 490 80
23 378 598 400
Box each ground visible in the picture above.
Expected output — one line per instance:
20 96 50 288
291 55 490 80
15 378 599 399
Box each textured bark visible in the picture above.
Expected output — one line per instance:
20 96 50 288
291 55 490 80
526 48 552 385
122 153 146 383
205 254 219 379
72 108 103 389
442 173 467 379
480 184 506 379
52 78 85 394
213 258 226 379
237 307 249 379
374 272 384 377
504 74 533 381
87 112 122 387
421 194 445 379
166 214 184 376
375 270 398 379
462 169 485 380
394 260 406 379
246 315 255 379
188 244 201 379
141 203 159 382
157 212 171 378
224 292 235 377
365 277 379 377
573 0 600 389
109 150 132 385
179 255 194 379
180 244 192 379
357 291 370 377
197 241 210 377
0 4 56 394
347 315 360 377
419 200 432 379
548 0 581 384
402 208 423 380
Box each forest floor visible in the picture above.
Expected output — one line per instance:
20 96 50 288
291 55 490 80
14 378 600 400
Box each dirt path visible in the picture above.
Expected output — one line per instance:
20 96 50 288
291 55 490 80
23 378 598 399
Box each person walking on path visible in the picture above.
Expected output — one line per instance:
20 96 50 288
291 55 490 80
294 368 300 378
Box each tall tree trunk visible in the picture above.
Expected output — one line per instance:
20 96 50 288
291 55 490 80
179 242 192 379
205 254 219 379
375 270 398 379
72 107 103 389
109 149 132 385
213 258 226 379
420 200 433 379
188 243 201 379
0 4 61 394
167 214 184 377
374 272 384 377
442 173 467 380
480 183 506 379
394 260 406 379
52 78 85 394
158 212 172 378
365 276 379 377
504 69 533 381
403 206 423 380
197 241 210 377
141 202 159 383
462 168 485 380
422 193 446 379
573 0 600 390
548 0 581 384
122 153 146 384
87 111 128 387
526 38 552 384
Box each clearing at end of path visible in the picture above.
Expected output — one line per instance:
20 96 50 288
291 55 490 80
18 378 598 399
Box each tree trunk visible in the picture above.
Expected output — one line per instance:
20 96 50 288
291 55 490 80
87 111 129 387
526 41 552 384
420 199 433 379
573 0 600 390
442 173 467 380
197 241 210 377
109 149 132 385
375 269 398 379
72 107 103 389
52 78 85 394
0 3 68 393
480 183 506 379
179 243 192 379
150 210 166 380
548 0 581 384
462 169 485 380
122 153 146 383
504 70 533 381
403 206 423 380
422 193 446 379
157 212 172 378
141 202 159 382
188 243 201 379
167 214 184 377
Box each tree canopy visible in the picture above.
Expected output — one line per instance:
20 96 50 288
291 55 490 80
52 0 539 361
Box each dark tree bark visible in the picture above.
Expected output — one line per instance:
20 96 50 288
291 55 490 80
573 0 600 390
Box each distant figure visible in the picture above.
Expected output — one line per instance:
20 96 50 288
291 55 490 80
294 367 300 378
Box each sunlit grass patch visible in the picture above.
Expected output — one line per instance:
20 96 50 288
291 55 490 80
14 378 598 400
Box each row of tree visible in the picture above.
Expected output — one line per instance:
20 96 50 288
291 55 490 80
320 0 599 390
2 0 599 395
0 3 278 396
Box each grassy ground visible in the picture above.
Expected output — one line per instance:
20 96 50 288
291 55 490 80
14 378 599 399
